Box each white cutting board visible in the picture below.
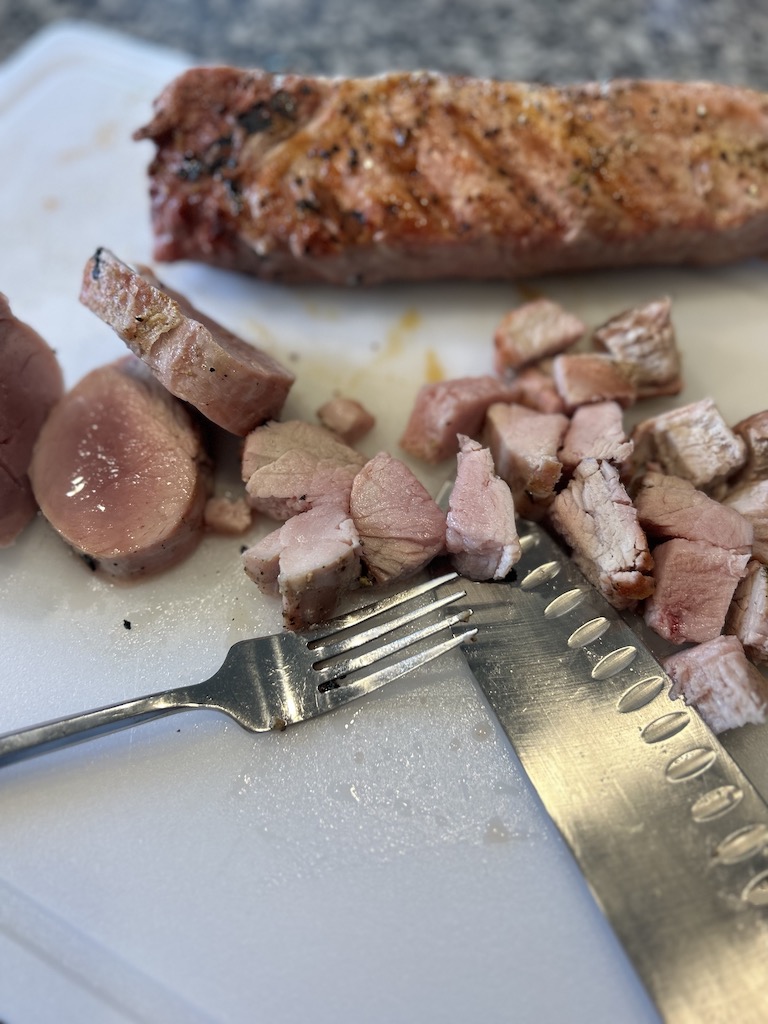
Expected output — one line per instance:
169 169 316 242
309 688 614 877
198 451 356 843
2 22 767 1023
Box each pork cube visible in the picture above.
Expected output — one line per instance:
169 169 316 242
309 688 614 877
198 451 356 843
446 436 520 581
204 495 253 535
634 471 753 552
723 479 768 563
242 419 366 520
552 353 636 412
493 298 586 373
504 365 567 414
592 297 682 398
317 395 375 445
732 410 768 483
631 397 746 491
643 538 749 644
399 376 518 463
726 559 768 663
243 503 362 629
484 402 569 516
548 458 654 609
663 635 768 734
558 401 633 473
350 452 446 584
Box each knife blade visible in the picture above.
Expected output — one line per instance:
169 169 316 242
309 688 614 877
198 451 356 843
448 518 768 1024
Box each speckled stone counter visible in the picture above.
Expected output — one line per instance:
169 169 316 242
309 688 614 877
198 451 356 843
2 0 768 87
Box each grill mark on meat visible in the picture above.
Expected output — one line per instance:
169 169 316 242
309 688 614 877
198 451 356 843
137 72 768 284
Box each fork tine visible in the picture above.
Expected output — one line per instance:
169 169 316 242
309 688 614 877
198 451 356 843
316 626 478 712
304 571 460 643
310 587 468 660
315 608 473 687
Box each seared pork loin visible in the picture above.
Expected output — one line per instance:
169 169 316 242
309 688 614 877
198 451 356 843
634 471 753 552
663 635 768 734
552 353 636 412
28 357 211 578
484 402 569 516
0 294 63 547
316 395 375 444
493 299 585 374
726 559 768 663
548 458 654 609
242 419 367 519
643 538 749 644
630 397 746 491
80 248 294 436
243 502 362 628
350 452 446 584
136 71 768 285
592 297 682 399
399 376 518 463
445 435 520 581
558 401 633 474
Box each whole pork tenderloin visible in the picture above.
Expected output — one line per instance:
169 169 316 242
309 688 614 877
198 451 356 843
136 71 768 285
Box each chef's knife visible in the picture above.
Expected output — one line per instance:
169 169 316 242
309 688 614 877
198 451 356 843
447 519 768 1024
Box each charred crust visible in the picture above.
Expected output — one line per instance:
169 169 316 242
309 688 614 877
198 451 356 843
91 247 105 280
238 89 298 135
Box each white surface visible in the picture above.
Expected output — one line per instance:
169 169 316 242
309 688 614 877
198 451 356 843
2 21 767 1023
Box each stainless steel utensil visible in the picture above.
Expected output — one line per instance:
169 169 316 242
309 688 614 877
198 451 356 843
0 572 476 767
446 519 768 1024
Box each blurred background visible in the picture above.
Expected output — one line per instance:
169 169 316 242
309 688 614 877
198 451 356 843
2 0 768 86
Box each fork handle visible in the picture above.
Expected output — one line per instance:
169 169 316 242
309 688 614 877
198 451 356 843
0 688 198 767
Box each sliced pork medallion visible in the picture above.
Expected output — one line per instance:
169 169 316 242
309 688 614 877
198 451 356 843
630 397 746 491
316 395 375 445
726 559 768 663
445 436 520 581
28 357 211 578
350 452 446 584
242 419 367 519
400 376 518 463
0 293 64 546
663 635 768 734
722 479 768 563
80 248 294 436
558 400 633 474
243 502 362 629
484 402 569 517
634 471 753 552
592 297 682 398
493 299 585 374
137 71 768 284
643 538 749 644
548 458 654 609
552 352 636 412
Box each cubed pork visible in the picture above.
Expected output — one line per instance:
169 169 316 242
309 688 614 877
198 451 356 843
484 402 569 517
503 365 567 414
399 376 518 463
317 395 375 444
723 479 768 563
548 458 654 609
634 471 753 552
350 451 446 584
445 435 520 580
80 249 295 436
493 298 585 373
643 538 749 644
592 297 682 398
558 401 633 473
731 410 768 483
0 293 64 546
630 397 746 491
552 353 636 413
204 495 253 535
242 419 367 519
243 502 362 629
663 635 768 733
726 559 768 663
28 357 211 578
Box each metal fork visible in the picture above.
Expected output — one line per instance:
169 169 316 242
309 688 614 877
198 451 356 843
0 572 476 768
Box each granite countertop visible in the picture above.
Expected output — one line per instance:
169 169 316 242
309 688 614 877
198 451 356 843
2 0 768 87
